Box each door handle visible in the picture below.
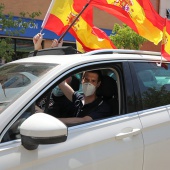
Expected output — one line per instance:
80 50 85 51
115 128 141 140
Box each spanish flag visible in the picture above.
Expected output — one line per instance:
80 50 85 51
91 0 164 45
42 0 116 51
161 18 170 60
76 40 85 53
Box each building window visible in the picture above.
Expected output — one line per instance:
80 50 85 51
0 37 45 61
13 39 35 60
166 9 170 19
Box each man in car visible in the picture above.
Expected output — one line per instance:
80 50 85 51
58 70 111 125
49 76 79 118
33 33 80 118
33 34 111 124
33 33 79 117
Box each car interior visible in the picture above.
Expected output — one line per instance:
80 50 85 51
35 68 119 118
134 63 170 110
2 68 120 142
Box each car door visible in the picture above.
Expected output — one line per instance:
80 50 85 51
0 61 144 170
130 62 170 170
0 114 143 170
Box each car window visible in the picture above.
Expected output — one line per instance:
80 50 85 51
2 104 35 142
133 62 170 110
44 68 119 120
1 67 120 143
0 63 57 113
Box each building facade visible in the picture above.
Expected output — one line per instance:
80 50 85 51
0 0 169 59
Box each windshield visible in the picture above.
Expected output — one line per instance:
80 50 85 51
0 63 57 113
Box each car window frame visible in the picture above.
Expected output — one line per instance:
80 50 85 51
1 60 131 143
129 61 170 111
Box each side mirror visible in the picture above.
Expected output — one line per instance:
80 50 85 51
20 113 67 150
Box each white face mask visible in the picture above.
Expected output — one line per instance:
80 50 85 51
52 86 64 97
82 83 96 97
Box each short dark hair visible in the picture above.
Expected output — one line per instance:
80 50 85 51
82 70 102 82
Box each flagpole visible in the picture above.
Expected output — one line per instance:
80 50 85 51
58 0 92 43
159 17 166 67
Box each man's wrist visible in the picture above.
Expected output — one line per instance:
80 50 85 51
33 50 38 56
33 46 42 56
34 44 42 51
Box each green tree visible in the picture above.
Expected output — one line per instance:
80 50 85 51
0 3 41 62
110 23 147 50
142 86 170 109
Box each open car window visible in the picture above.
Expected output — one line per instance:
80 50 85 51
1 67 120 143
38 68 119 122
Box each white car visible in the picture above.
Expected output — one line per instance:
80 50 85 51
0 47 170 170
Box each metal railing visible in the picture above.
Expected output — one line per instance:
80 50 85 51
83 49 161 56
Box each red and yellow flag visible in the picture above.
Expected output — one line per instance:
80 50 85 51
161 18 170 60
76 40 85 53
42 0 116 51
91 0 164 45
41 0 75 35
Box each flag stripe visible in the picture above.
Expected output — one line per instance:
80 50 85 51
41 0 56 28
137 0 164 30
43 14 67 35
92 0 164 45
162 19 170 60
69 12 116 51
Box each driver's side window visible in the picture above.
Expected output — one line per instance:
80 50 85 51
2 104 35 142
2 68 119 142
2 73 81 143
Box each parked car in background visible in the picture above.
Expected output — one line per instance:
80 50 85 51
0 47 170 170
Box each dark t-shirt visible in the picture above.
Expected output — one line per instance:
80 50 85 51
50 94 76 118
72 92 111 120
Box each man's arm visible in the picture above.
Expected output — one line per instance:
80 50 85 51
51 39 63 48
58 81 74 101
59 116 92 125
33 33 43 50
33 34 63 50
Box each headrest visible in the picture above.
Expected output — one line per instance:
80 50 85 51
70 76 80 91
138 70 156 82
96 76 117 99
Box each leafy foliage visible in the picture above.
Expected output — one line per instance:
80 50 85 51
110 23 147 50
0 38 14 62
0 3 41 62
142 86 170 109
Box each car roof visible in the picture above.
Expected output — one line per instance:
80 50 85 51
10 49 165 66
